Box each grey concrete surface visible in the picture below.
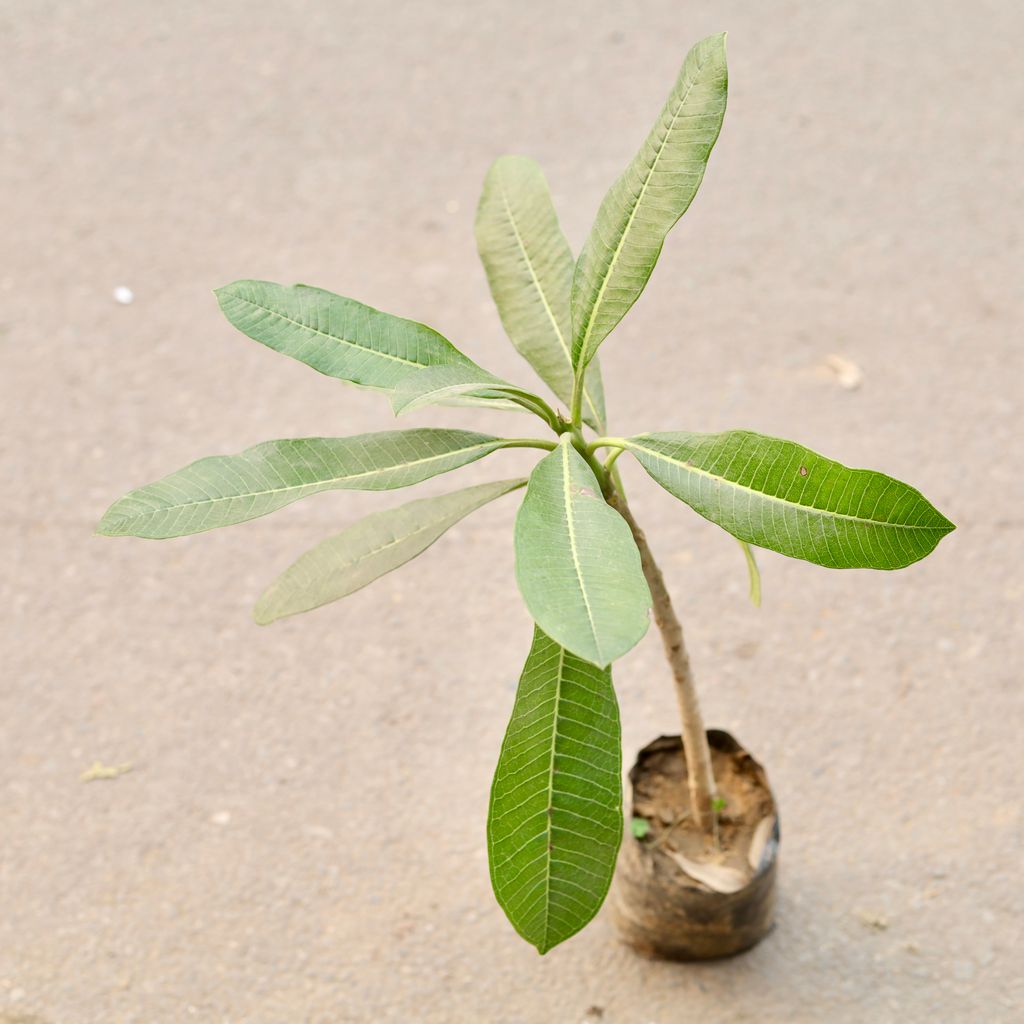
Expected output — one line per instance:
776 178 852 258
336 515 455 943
2 1 1022 1021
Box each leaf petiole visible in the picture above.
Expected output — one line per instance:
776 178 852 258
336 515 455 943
513 393 567 435
738 540 762 608
586 436 628 456
603 448 624 473
497 437 559 452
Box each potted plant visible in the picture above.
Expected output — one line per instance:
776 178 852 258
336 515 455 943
98 33 953 959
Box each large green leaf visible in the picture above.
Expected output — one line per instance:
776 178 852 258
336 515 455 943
571 34 728 372
254 478 525 623
215 280 475 391
97 429 507 539
621 431 955 569
514 438 650 666
475 156 607 430
488 626 622 954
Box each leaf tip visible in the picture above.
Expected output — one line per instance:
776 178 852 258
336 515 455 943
213 282 249 318
95 505 126 537
925 503 956 545
251 596 277 626
709 30 727 53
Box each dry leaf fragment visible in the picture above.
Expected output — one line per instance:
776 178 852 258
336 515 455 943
747 814 777 870
80 761 133 782
665 850 751 894
854 908 890 931
823 354 864 390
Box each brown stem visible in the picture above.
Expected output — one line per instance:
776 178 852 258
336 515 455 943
607 489 718 836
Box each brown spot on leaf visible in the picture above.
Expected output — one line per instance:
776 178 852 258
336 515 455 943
799 465 808 477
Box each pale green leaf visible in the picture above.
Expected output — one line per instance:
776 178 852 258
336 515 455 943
514 438 650 666
97 429 507 539
216 280 479 393
621 431 955 570
571 34 728 371
388 364 551 422
254 478 525 624
488 626 622 954
475 156 607 430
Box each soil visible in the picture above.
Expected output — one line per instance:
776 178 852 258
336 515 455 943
631 732 776 893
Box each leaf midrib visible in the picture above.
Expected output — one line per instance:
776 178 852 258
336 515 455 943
575 47 710 367
626 438 946 531
497 176 602 427
539 642 566 953
229 290 428 369
560 443 602 661
108 440 499 524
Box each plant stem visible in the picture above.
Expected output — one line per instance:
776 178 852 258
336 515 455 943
569 368 585 429
606 487 718 837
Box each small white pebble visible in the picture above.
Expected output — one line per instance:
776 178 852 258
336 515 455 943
113 286 134 305
210 811 231 826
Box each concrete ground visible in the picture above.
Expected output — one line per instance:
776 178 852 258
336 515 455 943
3 1 1022 1021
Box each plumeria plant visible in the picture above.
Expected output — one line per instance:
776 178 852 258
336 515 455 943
99 34 953 955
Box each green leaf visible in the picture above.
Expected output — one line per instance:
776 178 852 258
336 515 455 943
388 364 551 422
475 156 607 430
97 429 508 539
215 280 475 391
738 539 762 607
630 817 651 840
514 437 650 666
488 626 622 954
254 478 525 624
571 34 728 372
621 431 955 570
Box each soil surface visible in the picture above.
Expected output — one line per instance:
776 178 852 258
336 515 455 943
2 2 1022 1022
631 734 776 892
